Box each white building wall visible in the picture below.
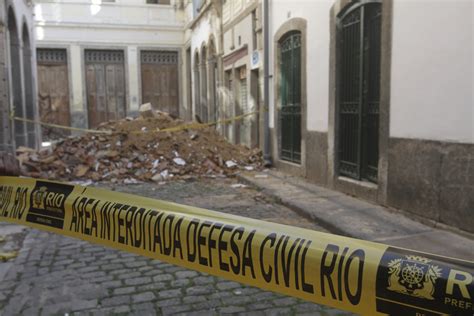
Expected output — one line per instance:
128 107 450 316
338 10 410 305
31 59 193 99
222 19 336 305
224 14 256 147
191 18 212 61
269 0 332 132
221 0 260 147
69 44 84 114
34 0 185 122
390 0 474 143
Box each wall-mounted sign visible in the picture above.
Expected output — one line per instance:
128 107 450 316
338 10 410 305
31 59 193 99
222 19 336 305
251 50 262 69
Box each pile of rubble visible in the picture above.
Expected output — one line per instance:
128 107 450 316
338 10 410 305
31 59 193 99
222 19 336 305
17 108 262 183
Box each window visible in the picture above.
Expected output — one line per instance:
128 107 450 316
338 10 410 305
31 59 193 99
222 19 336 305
337 1 382 183
193 0 203 17
146 0 171 4
279 31 301 163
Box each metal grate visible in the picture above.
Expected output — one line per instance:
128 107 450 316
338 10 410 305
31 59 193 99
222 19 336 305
279 32 302 163
337 1 381 183
37 49 67 63
85 50 124 64
141 51 178 64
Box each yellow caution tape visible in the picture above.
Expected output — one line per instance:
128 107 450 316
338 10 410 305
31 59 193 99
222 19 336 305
11 116 112 135
0 251 18 262
11 110 260 135
130 110 260 134
0 176 472 315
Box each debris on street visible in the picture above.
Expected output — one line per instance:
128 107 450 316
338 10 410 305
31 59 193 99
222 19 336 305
230 183 248 189
17 110 263 183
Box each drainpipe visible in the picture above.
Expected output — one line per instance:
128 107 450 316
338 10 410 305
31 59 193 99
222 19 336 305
263 0 272 166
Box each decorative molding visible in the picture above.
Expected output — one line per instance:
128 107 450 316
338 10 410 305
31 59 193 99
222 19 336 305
84 50 124 63
141 50 178 64
223 44 248 67
37 48 67 63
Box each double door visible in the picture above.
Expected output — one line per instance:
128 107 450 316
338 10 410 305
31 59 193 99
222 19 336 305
141 51 179 117
85 50 126 128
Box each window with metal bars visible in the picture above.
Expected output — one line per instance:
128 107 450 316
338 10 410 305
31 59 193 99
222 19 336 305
146 0 171 4
279 31 302 163
337 1 382 183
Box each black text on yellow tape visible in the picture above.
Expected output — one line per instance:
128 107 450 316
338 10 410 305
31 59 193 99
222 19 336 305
0 177 472 315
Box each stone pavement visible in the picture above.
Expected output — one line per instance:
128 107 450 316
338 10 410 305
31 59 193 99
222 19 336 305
239 170 474 261
0 177 352 316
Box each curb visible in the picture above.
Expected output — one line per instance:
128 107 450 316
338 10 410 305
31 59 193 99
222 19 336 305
236 173 353 238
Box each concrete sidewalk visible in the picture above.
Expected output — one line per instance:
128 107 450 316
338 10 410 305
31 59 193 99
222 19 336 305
239 170 474 261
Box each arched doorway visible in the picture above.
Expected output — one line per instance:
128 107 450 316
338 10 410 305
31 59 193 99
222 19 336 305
8 7 26 147
279 31 302 163
200 45 208 122
208 38 218 123
22 23 35 148
193 51 200 121
336 1 382 183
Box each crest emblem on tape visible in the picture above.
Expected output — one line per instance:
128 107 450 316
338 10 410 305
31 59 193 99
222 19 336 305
32 186 47 209
27 181 74 229
387 255 442 300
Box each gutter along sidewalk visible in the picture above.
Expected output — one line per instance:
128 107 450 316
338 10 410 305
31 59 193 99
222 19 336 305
238 170 474 261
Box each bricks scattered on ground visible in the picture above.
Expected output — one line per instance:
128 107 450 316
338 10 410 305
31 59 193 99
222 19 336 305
16 110 263 183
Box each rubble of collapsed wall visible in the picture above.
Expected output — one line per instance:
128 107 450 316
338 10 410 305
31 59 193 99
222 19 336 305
16 109 262 184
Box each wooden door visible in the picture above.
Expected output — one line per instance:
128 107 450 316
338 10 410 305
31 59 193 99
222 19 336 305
141 51 179 117
37 49 70 139
85 50 126 128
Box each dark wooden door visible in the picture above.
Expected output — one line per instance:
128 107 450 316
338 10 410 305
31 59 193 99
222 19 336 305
85 50 126 128
141 51 179 117
37 49 70 139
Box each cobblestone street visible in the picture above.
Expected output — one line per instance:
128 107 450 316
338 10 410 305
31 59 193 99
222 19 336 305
0 178 351 315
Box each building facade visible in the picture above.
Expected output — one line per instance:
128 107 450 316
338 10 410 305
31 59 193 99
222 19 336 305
220 0 262 148
186 0 222 126
185 0 263 148
34 0 187 136
0 0 40 152
31 0 473 233
267 0 473 233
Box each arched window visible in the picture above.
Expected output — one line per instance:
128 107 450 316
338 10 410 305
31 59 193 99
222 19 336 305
8 7 26 147
337 0 382 183
279 31 301 163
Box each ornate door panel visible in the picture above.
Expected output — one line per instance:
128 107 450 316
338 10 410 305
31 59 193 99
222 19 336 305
140 51 179 117
85 50 126 128
37 49 70 139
